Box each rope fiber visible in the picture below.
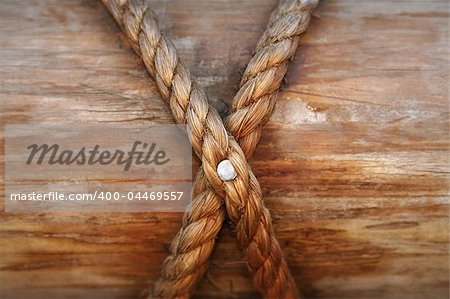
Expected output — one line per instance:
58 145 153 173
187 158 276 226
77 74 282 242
100 0 318 298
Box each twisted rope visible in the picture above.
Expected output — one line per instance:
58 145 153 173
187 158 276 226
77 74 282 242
226 0 318 159
101 0 318 298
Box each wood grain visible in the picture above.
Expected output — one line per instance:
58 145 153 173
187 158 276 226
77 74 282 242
0 0 449 298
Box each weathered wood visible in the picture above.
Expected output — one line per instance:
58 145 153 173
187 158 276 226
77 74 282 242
0 0 448 298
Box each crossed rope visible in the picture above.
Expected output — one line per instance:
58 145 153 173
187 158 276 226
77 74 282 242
101 0 318 298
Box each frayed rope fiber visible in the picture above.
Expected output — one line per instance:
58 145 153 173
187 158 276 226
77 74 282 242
100 0 318 298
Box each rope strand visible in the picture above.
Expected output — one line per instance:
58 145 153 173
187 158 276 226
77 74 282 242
101 0 318 297
226 0 318 159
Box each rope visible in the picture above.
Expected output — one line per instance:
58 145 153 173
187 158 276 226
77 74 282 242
226 0 318 159
100 0 318 298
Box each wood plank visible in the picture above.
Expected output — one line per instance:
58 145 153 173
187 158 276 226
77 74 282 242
0 0 448 298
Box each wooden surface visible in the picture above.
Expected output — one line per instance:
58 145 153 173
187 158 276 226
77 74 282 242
1 0 449 298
